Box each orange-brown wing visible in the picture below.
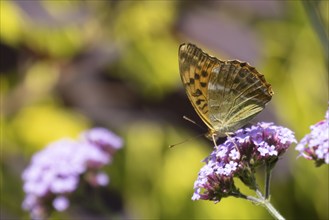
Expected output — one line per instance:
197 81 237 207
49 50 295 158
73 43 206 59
178 43 219 131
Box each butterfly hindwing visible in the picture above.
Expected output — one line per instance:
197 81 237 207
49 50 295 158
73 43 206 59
208 60 273 133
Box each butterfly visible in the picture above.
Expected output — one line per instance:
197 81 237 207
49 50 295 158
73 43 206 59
178 43 274 145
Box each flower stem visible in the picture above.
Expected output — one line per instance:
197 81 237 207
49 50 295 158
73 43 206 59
242 190 285 220
265 164 272 200
254 187 285 220
302 0 328 61
235 192 263 204
262 199 285 220
245 195 263 204
256 188 264 200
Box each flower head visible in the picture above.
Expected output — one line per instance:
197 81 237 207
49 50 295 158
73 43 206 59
192 122 296 202
81 127 123 154
296 106 329 166
22 128 123 219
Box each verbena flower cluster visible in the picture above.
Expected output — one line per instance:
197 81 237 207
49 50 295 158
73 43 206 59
192 122 296 203
22 128 123 219
296 106 329 166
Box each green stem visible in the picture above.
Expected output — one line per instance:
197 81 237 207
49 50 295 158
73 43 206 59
265 164 272 200
243 190 285 220
256 188 264 200
254 185 284 219
262 200 285 220
246 195 263 204
302 0 329 61
234 191 263 204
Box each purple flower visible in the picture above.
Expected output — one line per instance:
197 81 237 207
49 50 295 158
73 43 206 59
296 106 329 166
192 122 296 202
84 171 110 187
81 127 123 154
22 139 80 197
95 172 110 186
53 196 69 211
22 128 123 219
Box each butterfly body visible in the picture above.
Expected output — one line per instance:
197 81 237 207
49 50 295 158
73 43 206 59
179 43 273 140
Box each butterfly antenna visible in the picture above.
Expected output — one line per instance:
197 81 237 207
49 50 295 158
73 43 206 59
182 116 206 130
169 132 206 148
169 116 207 148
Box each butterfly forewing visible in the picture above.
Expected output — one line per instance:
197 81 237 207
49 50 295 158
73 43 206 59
179 43 217 129
178 43 273 138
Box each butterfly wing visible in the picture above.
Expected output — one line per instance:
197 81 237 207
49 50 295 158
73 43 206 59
179 43 273 137
208 60 273 134
178 43 218 132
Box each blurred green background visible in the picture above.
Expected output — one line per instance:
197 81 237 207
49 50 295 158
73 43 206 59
1 1 328 219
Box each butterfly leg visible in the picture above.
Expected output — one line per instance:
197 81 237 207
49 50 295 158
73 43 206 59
225 132 239 152
211 133 218 147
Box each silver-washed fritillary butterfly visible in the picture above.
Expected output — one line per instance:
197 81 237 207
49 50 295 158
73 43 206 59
178 43 274 145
